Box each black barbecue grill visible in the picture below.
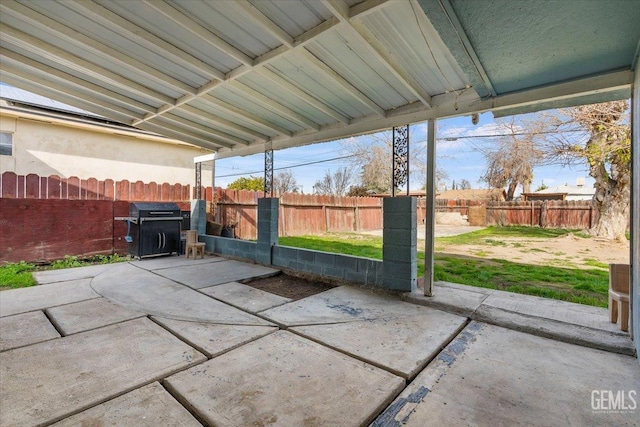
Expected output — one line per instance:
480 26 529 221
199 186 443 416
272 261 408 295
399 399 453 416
125 202 183 258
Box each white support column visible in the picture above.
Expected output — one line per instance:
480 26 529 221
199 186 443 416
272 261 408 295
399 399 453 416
631 64 639 356
424 119 436 296
211 155 219 223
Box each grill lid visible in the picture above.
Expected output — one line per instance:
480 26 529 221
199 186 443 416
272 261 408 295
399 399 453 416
129 202 181 218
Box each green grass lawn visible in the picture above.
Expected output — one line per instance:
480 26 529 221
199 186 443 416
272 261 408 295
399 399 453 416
279 228 610 307
0 254 128 290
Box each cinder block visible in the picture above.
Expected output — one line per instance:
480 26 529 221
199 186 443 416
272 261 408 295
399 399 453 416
357 257 378 273
386 212 417 226
383 276 416 291
383 228 417 245
322 265 345 279
334 254 358 271
303 262 324 276
383 244 417 263
315 252 335 267
297 250 315 263
344 270 365 283
383 261 416 280
257 197 279 212
383 197 417 213
190 199 207 234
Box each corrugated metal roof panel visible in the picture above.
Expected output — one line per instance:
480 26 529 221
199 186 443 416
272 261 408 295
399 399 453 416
187 98 280 139
249 0 332 39
91 0 243 74
361 2 470 95
208 88 306 134
308 28 416 110
169 0 281 57
266 56 370 119
236 73 337 127
0 0 636 155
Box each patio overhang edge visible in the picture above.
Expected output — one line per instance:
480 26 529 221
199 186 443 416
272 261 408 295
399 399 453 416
214 69 633 159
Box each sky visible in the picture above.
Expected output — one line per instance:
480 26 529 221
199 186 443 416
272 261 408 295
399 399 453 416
213 111 595 195
1 82 594 194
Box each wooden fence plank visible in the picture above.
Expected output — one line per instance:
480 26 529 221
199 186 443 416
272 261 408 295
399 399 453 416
1 172 17 198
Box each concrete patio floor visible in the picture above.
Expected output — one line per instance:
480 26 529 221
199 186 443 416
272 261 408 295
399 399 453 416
0 255 638 426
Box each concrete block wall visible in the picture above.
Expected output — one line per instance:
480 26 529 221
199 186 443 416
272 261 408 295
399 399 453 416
382 197 417 292
190 199 206 235
256 198 279 264
200 235 257 261
272 246 383 286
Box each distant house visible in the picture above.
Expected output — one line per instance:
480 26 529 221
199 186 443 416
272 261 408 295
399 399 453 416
522 180 595 202
436 188 507 201
0 86 212 185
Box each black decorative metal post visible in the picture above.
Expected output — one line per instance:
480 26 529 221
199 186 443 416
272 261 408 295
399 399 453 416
392 125 409 196
264 148 274 197
194 161 202 199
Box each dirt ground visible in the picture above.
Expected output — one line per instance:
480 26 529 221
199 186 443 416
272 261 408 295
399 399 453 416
431 232 630 270
245 274 336 300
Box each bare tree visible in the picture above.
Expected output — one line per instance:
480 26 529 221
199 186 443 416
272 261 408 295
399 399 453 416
313 167 353 196
343 132 448 193
458 179 471 190
543 101 630 240
273 170 299 195
478 119 545 200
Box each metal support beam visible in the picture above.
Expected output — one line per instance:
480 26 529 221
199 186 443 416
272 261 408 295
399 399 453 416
392 125 409 196
195 162 202 199
212 156 219 223
424 119 436 296
631 64 639 354
264 148 274 197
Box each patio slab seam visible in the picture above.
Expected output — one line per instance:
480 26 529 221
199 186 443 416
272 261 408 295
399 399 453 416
402 283 636 356
148 316 280 359
288 317 470 381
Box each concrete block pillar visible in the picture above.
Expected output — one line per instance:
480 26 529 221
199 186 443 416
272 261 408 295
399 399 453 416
191 199 206 235
256 197 279 264
382 197 417 292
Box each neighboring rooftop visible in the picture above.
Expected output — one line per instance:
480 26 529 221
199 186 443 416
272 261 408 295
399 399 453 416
523 180 595 201
436 188 506 201
0 84 102 119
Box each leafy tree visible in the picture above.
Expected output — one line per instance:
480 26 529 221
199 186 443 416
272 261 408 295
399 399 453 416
544 101 630 240
479 119 545 200
535 182 549 192
313 167 353 196
227 176 264 191
273 170 299 195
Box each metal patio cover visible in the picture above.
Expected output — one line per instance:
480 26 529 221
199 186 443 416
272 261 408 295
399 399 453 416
1 0 638 159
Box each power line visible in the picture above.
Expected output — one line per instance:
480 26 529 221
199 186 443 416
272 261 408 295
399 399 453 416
216 128 585 178
437 128 583 141
216 154 357 178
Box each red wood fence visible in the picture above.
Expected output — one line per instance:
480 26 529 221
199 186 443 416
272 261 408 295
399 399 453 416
0 172 191 201
214 190 389 240
1 172 604 262
486 200 595 228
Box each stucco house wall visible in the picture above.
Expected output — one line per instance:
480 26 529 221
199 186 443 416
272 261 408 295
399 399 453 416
0 101 212 186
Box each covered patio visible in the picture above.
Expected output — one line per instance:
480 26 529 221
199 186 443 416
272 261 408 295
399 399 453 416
1 256 638 426
1 0 639 424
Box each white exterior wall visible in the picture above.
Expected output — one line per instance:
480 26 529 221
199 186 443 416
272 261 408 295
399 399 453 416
0 114 213 185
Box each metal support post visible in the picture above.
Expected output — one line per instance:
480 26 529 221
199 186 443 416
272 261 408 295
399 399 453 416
424 119 436 296
194 161 202 199
631 64 639 351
